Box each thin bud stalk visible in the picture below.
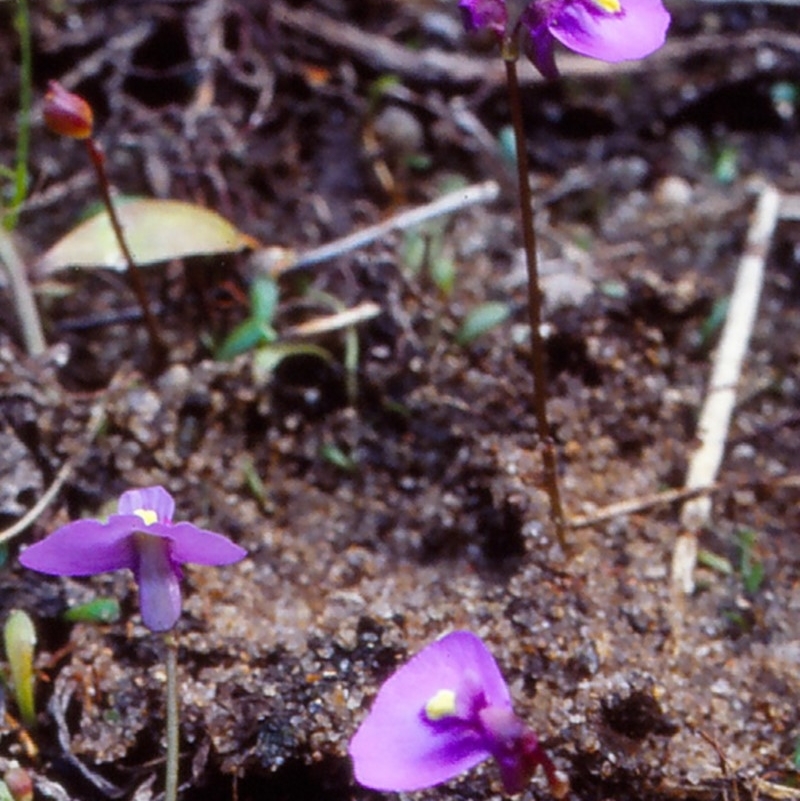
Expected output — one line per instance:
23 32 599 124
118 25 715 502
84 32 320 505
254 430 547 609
84 139 167 369
503 56 567 549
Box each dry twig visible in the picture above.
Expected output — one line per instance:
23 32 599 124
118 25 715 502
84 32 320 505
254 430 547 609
672 182 781 594
0 398 107 546
252 179 500 276
0 227 46 356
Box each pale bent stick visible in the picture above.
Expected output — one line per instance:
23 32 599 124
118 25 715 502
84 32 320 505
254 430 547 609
673 182 781 594
252 180 500 277
0 226 46 356
0 401 107 546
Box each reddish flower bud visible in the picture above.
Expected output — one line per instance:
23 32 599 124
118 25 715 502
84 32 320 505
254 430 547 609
43 80 94 139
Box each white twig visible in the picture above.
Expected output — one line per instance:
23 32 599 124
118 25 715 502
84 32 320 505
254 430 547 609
0 400 107 546
284 301 382 337
0 227 46 356
673 182 780 593
251 179 500 277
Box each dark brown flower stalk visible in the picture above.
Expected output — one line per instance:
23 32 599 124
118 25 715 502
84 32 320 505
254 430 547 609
43 81 167 370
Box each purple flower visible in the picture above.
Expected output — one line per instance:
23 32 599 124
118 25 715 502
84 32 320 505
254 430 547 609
19 486 246 632
349 630 566 795
460 0 670 78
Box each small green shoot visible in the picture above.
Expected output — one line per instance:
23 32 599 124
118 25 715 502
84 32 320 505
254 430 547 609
217 275 334 384
697 297 729 352
456 301 511 346
696 548 733 577
241 457 273 513
251 342 331 383
320 442 357 472
736 529 765 596
498 124 516 166
698 530 764 596
0 780 15 801
598 280 627 300
3 610 36 728
305 289 363 403
217 275 280 360
64 597 121 624
713 145 738 185
3 0 32 231
402 223 456 296
368 74 402 109
771 81 798 121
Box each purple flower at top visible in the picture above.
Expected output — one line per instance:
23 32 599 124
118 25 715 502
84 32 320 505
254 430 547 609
460 0 670 79
349 630 567 795
19 486 246 632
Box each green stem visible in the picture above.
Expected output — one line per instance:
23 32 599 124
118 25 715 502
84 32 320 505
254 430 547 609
84 139 167 370
503 56 567 550
5 0 32 231
164 633 180 801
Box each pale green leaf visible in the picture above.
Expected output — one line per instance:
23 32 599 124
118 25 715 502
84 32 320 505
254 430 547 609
456 301 511 346
37 198 259 274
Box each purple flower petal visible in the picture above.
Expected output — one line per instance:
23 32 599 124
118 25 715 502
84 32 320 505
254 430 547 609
19 519 137 576
133 533 182 632
349 631 512 791
459 0 507 36
523 21 560 80
20 486 246 633
548 0 670 63
117 486 175 522
157 522 248 566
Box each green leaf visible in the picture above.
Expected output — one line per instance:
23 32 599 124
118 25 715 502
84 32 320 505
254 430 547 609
250 275 279 324
430 254 455 296
456 301 511 346
698 297 729 350
4 609 36 728
64 598 121 624
37 198 259 274
252 343 331 382
320 443 357 472
713 146 738 185
217 318 276 361
696 548 733 576
736 529 765 595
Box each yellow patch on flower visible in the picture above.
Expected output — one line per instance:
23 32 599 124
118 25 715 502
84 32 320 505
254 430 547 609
133 508 158 526
591 0 622 12
424 689 457 721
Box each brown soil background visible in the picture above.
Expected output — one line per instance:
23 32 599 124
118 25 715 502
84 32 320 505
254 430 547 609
1 1 800 800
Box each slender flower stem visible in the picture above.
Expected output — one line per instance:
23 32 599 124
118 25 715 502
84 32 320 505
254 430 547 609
164 633 180 801
84 139 167 370
6 0 32 232
503 55 567 550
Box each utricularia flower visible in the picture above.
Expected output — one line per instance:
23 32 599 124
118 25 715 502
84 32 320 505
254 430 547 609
460 0 670 79
349 630 567 795
19 486 246 632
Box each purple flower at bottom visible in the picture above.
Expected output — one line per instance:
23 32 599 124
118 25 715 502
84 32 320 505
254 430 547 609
460 0 670 79
349 631 566 795
19 486 246 632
